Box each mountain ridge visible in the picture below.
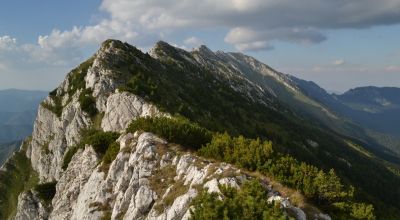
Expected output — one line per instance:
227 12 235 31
0 39 398 219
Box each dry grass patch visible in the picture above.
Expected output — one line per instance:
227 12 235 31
154 180 189 214
148 165 176 199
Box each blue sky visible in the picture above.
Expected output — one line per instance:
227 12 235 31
0 0 399 92
0 1 100 42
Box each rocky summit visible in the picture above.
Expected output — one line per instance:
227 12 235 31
1 39 399 220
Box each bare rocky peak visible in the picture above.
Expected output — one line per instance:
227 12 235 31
22 39 298 184
192 45 216 59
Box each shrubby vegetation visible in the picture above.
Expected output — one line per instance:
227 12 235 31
127 116 212 150
62 146 79 170
199 133 375 219
119 71 159 99
126 116 375 218
190 179 290 220
350 203 375 220
34 181 57 205
199 133 273 171
62 129 119 170
41 91 63 117
41 57 95 118
79 88 97 117
67 57 94 97
81 129 120 155
110 42 400 218
101 142 120 168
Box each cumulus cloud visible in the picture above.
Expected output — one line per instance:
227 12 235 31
0 22 137 69
100 0 400 29
385 65 400 72
225 27 325 51
33 19 138 60
234 41 273 52
0 33 91 90
0 36 17 51
98 0 400 51
333 59 345 66
5 0 400 55
183 37 203 47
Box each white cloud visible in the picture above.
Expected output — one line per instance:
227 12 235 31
35 19 138 55
183 37 203 47
234 41 273 52
225 27 325 51
100 0 400 29
385 65 400 72
0 34 89 90
0 36 17 51
4 0 400 57
98 0 400 51
0 13 140 69
333 59 345 66
0 62 7 71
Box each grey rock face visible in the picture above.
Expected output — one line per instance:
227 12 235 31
28 95 91 182
15 191 48 220
50 147 99 219
101 92 162 132
31 131 309 220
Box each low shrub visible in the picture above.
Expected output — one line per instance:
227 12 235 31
61 129 120 170
127 116 212 150
102 142 120 165
34 181 57 205
83 130 119 155
62 146 79 170
197 132 370 218
79 88 97 117
190 179 288 220
199 132 273 171
41 95 63 118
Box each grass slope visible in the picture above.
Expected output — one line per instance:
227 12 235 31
0 140 38 219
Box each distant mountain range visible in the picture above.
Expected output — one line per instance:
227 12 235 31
0 89 47 143
336 87 400 137
291 78 400 156
0 89 47 165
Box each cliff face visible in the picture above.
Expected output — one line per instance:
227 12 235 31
17 130 314 220
0 39 341 220
25 41 162 182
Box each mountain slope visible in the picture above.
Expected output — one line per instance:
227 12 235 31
336 87 400 137
191 47 400 164
291 78 400 158
0 40 398 219
0 140 21 165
